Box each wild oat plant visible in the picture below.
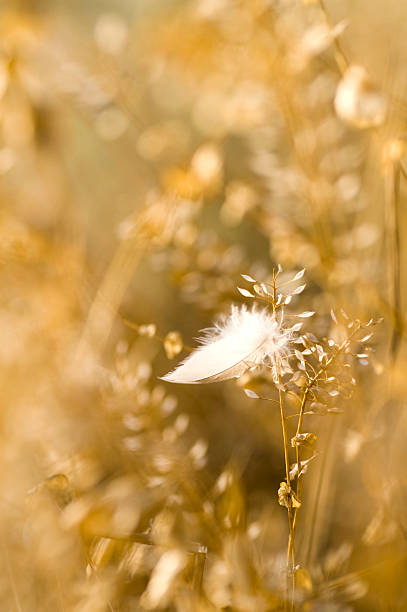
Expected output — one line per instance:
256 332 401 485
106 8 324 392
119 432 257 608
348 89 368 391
162 268 377 610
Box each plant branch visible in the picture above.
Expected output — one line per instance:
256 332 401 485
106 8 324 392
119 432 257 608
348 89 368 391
291 322 362 547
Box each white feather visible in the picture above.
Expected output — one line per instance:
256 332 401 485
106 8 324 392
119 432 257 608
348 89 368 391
160 305 293 384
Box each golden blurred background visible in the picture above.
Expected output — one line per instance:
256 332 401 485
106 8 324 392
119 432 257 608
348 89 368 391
1 0 407 610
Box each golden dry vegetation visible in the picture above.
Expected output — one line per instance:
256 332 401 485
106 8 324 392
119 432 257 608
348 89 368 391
1 0 407 610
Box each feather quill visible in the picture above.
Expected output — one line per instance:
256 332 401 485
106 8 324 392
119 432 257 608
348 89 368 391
161 305 293 384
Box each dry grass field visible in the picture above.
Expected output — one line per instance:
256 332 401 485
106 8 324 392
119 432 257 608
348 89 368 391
0 1 407 610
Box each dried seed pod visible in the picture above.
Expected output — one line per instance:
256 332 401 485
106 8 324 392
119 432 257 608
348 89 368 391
138 324 157 338
291 432 317 447
244 388 259 399
164 331 183 359
334 65 387 128
278 482 301 509
289 453 319 480
237 287 255 298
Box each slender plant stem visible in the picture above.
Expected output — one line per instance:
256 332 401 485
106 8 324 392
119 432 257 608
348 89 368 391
317 0 348 75
385 161 403 359
292 388 310 536
273 268 295 611
278 381 295 612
